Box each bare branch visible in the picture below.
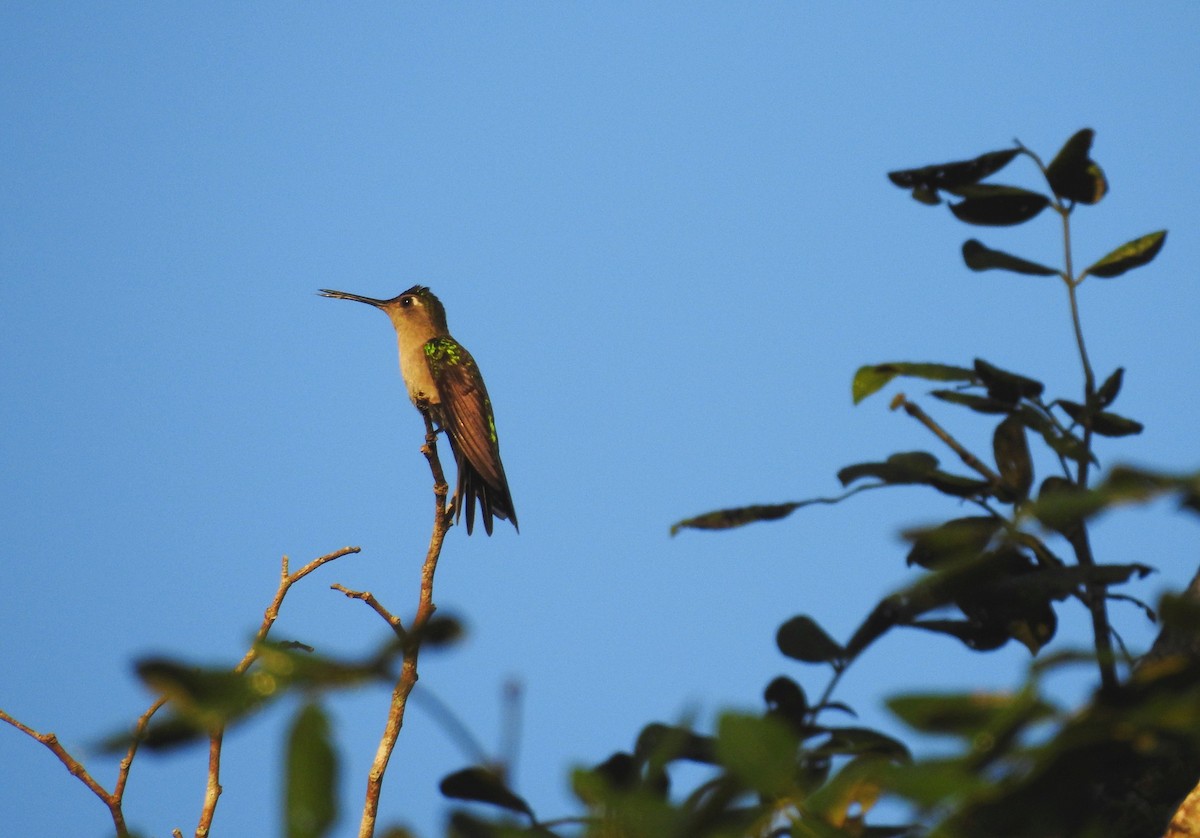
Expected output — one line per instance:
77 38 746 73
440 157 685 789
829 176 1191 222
0 708 130 836
358 411 453 838
896 395 1002 483
332 583 405 638
193 545 361 836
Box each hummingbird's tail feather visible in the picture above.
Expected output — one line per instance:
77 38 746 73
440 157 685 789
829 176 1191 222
446 434 518 536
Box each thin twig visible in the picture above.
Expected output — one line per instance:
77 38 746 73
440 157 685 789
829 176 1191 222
896 396 1001 483
0 709 131 835
333 583 406 638
358 411 452 838
115 696 168 800
193 546 361 836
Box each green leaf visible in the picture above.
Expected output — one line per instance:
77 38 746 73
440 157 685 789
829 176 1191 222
948 185 1050 226
285 702 338 838
439 767 533 818
1055 400 1144 437
926 471 993 499
838 451 939 486
1045 128 1108 204
852 362 976 404
887 147 1020 192
880 758 990 809
962 239 1058 276
634 723 715 764
1084 230 1167 279
714 713 799 799
765 677 810 732
135 659 270 726
909 618 1011 651
669 502 800 535
816 727 911 761
930 389 1012 415
1095 367 1124 409
887 691 1055 740
777 615 845 665
993 414 1033 501
974 358 1044 404
904 517 1002 569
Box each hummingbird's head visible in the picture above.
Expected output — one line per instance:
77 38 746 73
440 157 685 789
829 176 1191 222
319 285 449 336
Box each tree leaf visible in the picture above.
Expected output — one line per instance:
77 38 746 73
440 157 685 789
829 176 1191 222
926 471 993 499
838 451 950 488
974 358 1044 404
1055 400 1144 437
962 239 1058 276
669 502 799 535
777 615 845 665
816 727 911 761
993 414 1033 501
948 185 1050 226
1084 230 1167 279
439 767 533 818
764 676 810 733
852 362 976 404
904 517 1002 569
930 389 1012 415
909 618 1011 651
1095 367 1124 409
714 713 799 799
285 702 338 838
1045 128 1108 204
888 147 1020 192
887 691 1055 740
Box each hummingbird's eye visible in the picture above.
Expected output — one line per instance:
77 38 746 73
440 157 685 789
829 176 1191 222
400 296 414 308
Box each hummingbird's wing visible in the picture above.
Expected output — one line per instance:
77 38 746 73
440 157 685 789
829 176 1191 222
425 337 517 534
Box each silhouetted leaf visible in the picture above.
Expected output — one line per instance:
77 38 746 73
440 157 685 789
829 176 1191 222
910 618 1011 651
852 362 976 404
817 727 911 761
1045 128 1107 204
930 389 1012 414
135 659 269 725
948 185 1050 226
440 767 533 818
715 713 799 799
418 615 466 647
635 723 715 764
777 616 845 665
962 239 1058 276
591 752 640 791
926 471 992 499
880 758 990 809
1035 476 1088 536
285 702 338 838
888 148 1020 192
1084 230 1167 279
904 517 1002 569
1055 400 1144 437
888 691 1056 739
765 676 810 734
993 415 1033 501
670 502 799 535
838 451 939 487
974 359 1044 403
1095 367 1124 409
1016 408 1093 465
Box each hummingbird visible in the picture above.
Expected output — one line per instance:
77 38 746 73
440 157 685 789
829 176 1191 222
319 285 518 535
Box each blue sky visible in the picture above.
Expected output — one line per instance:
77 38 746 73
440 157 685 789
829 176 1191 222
2 4 1198 836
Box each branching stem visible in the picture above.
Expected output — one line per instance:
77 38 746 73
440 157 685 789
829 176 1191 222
357 411 452 838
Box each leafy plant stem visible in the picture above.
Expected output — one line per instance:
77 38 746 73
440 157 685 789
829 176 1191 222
1055 205 1117 693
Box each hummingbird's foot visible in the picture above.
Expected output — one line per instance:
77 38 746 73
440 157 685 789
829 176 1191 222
445 494 459 524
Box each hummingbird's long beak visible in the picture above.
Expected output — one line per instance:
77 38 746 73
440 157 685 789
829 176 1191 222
318 289 388 308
